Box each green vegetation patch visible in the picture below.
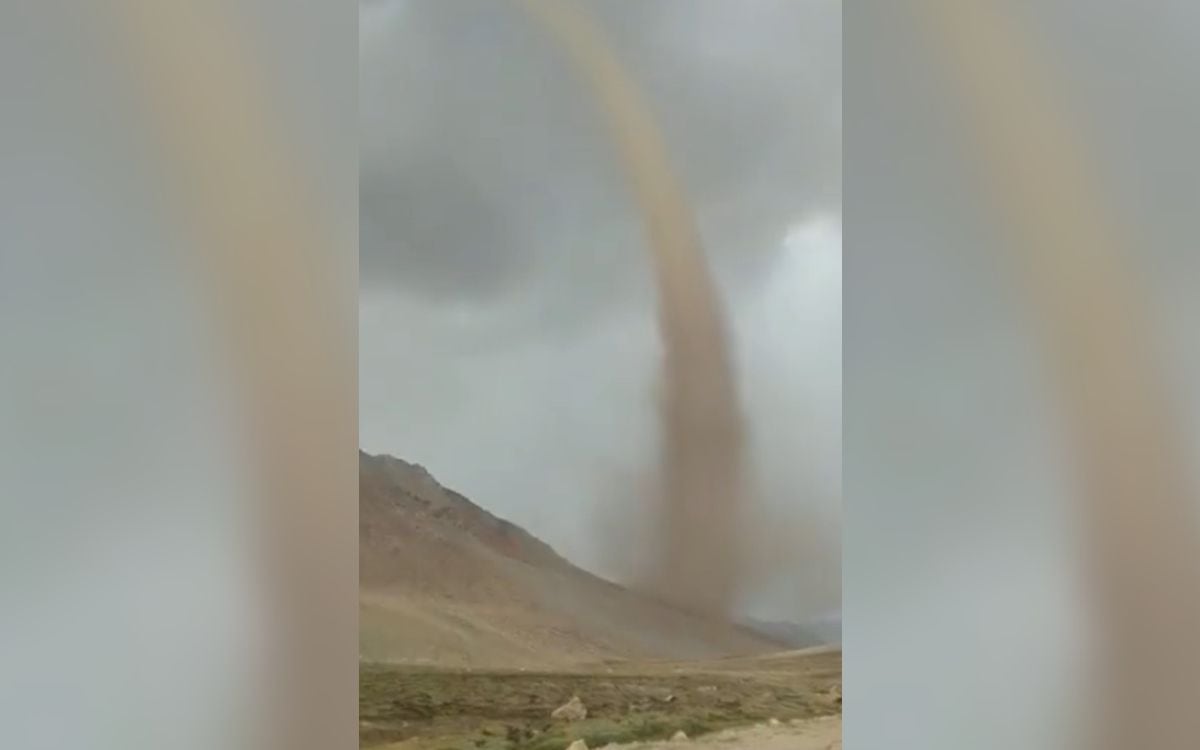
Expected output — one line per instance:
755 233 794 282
359 659 840 749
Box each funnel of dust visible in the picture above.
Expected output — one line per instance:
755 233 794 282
520 0 747 617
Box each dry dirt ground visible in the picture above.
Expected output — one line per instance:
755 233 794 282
615 715 841 750
360 648 840 750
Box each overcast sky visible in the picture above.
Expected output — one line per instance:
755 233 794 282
358 0 842 620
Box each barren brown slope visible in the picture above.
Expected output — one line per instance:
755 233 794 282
360 451 780 667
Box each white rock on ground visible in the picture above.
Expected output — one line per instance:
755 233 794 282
670 729 689 741
565 740 589 750
552 696 588 722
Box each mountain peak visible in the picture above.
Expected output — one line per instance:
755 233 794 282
359 450 781 667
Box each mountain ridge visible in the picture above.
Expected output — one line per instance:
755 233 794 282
359 449 783 667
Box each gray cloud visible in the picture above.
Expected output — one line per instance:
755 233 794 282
360 0 840 317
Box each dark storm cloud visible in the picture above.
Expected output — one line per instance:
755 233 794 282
360 0 840 316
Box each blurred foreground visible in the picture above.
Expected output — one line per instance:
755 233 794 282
1 2 355 749
848 2 1200 749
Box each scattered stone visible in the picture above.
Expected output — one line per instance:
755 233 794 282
663 693 677 703
565 740 588 750
697 685 718 694
768 717 782 727
551 696 588 722
671 730 689 742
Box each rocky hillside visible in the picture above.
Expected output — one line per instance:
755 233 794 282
360 450 781 667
